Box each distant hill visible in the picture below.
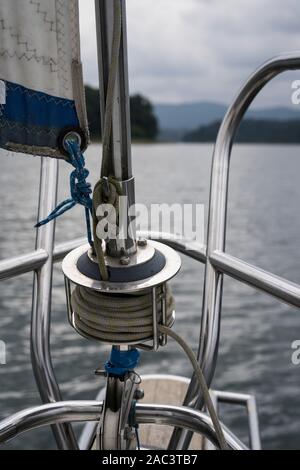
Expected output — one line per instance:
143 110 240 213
85 86 159 141
84 86 300 144
155 102 226 131
154 101 300 133
183 119 300 144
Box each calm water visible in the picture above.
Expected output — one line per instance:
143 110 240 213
0 143 300 450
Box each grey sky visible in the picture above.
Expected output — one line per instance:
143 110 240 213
79 0 300 107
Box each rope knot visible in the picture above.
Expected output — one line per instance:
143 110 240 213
92 176 123 281
70 166 92 209
35 139 93 247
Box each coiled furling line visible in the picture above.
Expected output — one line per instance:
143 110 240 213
70 283 228 450
71 284 175 344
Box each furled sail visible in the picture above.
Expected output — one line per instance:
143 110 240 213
0 0 88 158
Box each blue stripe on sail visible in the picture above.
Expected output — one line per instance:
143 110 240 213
0 80 81 155
0 121 61 152
2 80 79 128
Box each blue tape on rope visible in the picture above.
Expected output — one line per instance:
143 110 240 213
105 347 140 377
35 140 93 246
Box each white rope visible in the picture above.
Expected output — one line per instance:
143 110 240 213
159 325 228 450
71 284 174 343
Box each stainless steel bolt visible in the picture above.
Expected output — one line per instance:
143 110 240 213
134 389 145 400
120 256 130 266
137 238 148 248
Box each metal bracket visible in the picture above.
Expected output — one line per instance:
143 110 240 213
96 373 139 450
137 284 169 351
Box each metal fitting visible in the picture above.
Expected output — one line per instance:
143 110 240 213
134 389 145 401
120 255 130 266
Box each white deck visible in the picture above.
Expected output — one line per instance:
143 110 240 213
139 375 203 450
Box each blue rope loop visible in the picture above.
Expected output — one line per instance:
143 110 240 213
105 346 140 377
35 140 93 247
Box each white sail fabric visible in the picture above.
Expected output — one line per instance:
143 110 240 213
0 0 88 158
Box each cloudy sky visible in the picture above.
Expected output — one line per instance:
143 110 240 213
79 0 300 108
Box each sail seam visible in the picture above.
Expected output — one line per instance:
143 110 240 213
0 120 59 136
2 81 76 108
55 0 71 97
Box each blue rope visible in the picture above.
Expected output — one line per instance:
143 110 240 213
35 140 93 247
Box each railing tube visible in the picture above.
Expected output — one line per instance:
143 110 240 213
30 158 78 449
170 52 300 450
0 402 246 450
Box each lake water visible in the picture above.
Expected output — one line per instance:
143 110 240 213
0 143 300 450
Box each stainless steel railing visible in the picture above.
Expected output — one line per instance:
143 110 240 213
1 53 300 450
0 401 246 450
210 391 261 450
31 158 78 450
169 52 300 450
2 230 300 308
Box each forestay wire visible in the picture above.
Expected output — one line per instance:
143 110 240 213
91 0 123 280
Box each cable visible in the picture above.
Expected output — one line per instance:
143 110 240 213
101 0 122 178
92 1 123 278
158 325 228 450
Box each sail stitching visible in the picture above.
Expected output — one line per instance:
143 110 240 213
0 0 85 157
29 0 56 32
0 18 58 72
55 0 70 96
0 50 57 72
6 142 61 158
2 82 76 108
0 119 59 137
69 0 81 62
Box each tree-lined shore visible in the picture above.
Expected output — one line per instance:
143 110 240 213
85 87 300 144
85 86 159 141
